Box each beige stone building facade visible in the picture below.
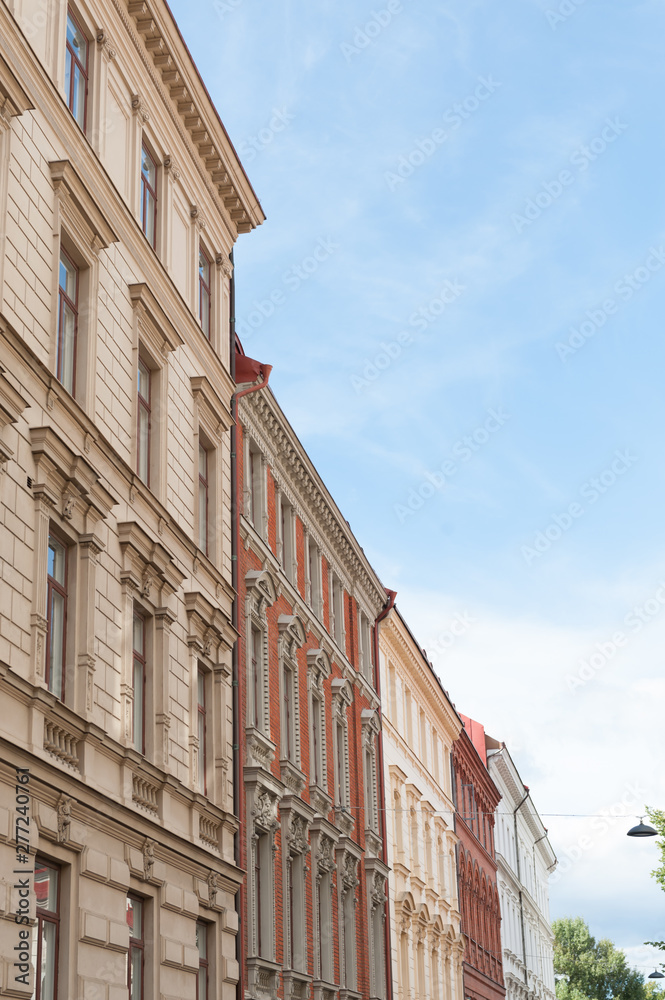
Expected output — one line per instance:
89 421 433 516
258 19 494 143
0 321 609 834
0 0 262 994
377 606 465 1000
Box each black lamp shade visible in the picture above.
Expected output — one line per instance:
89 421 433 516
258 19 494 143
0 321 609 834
626 820 658 838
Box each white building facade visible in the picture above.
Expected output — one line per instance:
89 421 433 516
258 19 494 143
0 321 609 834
378 605 465 1000
487 747 557 1000
0 0 262 994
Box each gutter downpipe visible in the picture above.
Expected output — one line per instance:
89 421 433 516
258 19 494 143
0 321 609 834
374 589 396 1000
513 781 531 989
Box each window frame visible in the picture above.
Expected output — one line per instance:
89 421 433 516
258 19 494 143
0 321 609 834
34 858 61 1000
56 247 79 396
198 243 212 340
46 534 68 702
136 355 152 487
198 440 209 556
140 142 158 249
126 894 145 1000
197 665 207 794
132 610 147 755
64 7 89 133
196 920 209 1000
282 661 296 763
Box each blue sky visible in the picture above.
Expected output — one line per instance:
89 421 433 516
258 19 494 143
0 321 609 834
169 0 665 960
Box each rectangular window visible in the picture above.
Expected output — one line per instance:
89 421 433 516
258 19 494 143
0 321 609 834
310 692 322 786
56 249 78 394
34 859 59 1000
197 667 207 794
420 710 427 767
432 729 440 784
198 442 209 555
132 612 146 754
250 626 262 729
140 144 157 248
65 9 88 131
283 663 295 761
307 538 321 613
248 441 263 531
46 536 67 701
137 358 151 486
359 612 373 681
335 718 347 807
254 831 272 958
199 245 211 339
196 922 208 1000
332 575 344 647
364 745 376 830
280 497 294 582
126 895 144 1000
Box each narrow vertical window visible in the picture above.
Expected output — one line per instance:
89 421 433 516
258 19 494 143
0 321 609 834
35 860 59 1000
196 922 208 1000
65 10 88 131
198 443 209 555
137 358 151 485
311 695 321 785
283 664 294 761
197 667 206 793
126 895 144 1000
56 250 78 394
335 719 346 807
46 536 67 701
250 627 261 728
132 613 146 754
140 144 157 248
199 246 211 339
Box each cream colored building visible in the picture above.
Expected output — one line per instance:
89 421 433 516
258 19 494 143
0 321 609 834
487 746 557 1000
378 606 465 1000
0 0 262 995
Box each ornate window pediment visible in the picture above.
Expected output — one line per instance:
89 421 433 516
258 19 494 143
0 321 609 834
306 647 331 686
331 676 353 714
278 613 306 660
245 565 279 618
118 520 185 606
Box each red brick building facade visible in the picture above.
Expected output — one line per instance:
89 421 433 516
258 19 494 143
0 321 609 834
234 350 391 1000
453 716 505 1000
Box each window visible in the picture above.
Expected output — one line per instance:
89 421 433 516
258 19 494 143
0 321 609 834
358 611 373 681
282 662 296 762
249 626 263 730
310 691 323 787
34 860 59 1000
46 536 67 701
247 440 264 533
132 612 146 754
253 831 273 958
432 729 440 784
56 249 78 394
405 688 413 747
140 144 157 248
196 922 208 1000
65 9 88 131
334 717 347 808
307 537 321 614
331 574 344 647
419 710 427 767
126 895 144 1000
198 442 209 555
318 864 333 982
364 744 378 831
199 245 211 339
137 357 151 486
197 667 207 793
279 495 295 582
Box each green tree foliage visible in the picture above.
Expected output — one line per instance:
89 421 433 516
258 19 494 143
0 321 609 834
553 917 658 1000
645 809 665 896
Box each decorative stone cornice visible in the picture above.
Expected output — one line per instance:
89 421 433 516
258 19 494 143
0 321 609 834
117 0 263 235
